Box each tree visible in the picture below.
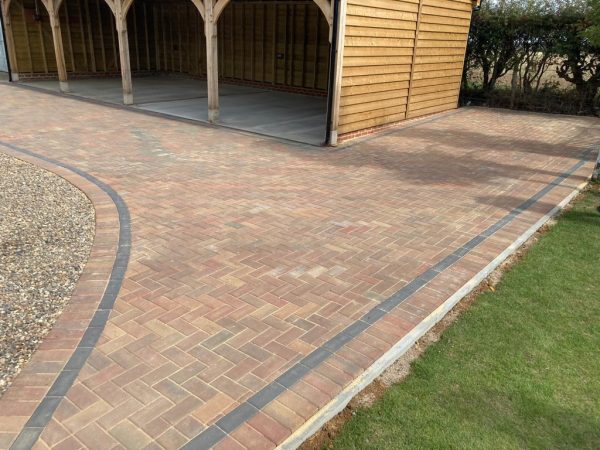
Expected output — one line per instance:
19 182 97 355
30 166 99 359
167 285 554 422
518 14 559 93
583 0 600 46
465 7 523 92
465 0 564 93
554 8 600 115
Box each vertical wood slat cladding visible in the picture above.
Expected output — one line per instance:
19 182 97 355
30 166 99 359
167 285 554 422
9 0 330 91
338 0 472 135
218 1 329 90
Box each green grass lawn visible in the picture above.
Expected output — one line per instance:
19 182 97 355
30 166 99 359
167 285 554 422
332 187 600 450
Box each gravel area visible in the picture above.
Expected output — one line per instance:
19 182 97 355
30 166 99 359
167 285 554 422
0 153 95 396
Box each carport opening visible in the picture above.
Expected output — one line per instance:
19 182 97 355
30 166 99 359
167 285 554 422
13 0 332 145
215 0 331 145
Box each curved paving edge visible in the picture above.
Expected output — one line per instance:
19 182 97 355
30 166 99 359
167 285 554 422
0 142 130 450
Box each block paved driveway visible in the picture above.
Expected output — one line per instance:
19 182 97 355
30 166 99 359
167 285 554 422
0 83 599 450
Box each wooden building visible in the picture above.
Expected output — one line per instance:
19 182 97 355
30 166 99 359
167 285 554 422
0 0 480 144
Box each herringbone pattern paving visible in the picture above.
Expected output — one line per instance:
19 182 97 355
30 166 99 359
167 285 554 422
0 84 598 449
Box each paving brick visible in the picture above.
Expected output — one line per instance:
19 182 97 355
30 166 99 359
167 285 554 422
1 86 598 450
108 421 152 450
248 412 291 444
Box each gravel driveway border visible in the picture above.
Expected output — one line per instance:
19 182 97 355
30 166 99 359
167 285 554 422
0 142 128 450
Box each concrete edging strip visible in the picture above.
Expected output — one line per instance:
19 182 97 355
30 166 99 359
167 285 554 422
278 177 590 450
184 144 597 449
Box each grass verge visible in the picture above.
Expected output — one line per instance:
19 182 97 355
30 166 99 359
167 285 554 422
329 185 600 450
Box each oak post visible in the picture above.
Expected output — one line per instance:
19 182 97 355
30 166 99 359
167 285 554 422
328 0 347 146
115 1 133 105
47 1 69 92
204 0 219 122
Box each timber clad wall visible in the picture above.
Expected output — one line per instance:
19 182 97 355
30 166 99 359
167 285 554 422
219 2 330 90
9 0 330 91
407 0 471 118
338 0 472 136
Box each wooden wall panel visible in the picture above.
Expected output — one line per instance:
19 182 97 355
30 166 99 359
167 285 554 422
338 0 473 136
406 0 471 118
10 0 130 75
218 1 330 91
338 0 419 135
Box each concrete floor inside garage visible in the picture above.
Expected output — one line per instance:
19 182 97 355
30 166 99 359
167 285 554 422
21 75 328 145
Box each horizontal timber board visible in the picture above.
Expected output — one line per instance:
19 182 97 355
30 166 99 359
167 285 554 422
345 37 416 47
345 27 417 38
410 81 460 95
417 31 469 41
348 0 419 11
340 96 408 115
338 112 407 134
411 75 462 87
339 104 408 125
413 61 465 72
342 72 412 86
418 22 470 33
344 47 415 56
347 6 418 20
414 54 467 64
421 6 472 19
420 14 471 26
345 16 418 30
338 112 406 134
407 101 458 118
409 95 459 111
344 55 415 66
343 64 412 76
340 80 411 96
410 88 458 103
412 68 463 80
417 39 468 48
424 0 473 11
340 89 410 106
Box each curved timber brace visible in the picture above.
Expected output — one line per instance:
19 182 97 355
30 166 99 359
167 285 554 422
38 0 69 92
202 0 333 123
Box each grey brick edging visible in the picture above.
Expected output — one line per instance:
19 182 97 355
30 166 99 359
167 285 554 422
0 141 131 450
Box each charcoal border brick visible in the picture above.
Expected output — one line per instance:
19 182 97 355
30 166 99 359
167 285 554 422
0 141 131 450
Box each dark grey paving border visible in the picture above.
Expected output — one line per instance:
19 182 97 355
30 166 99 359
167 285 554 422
183 144 598 450
0 141 131 450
